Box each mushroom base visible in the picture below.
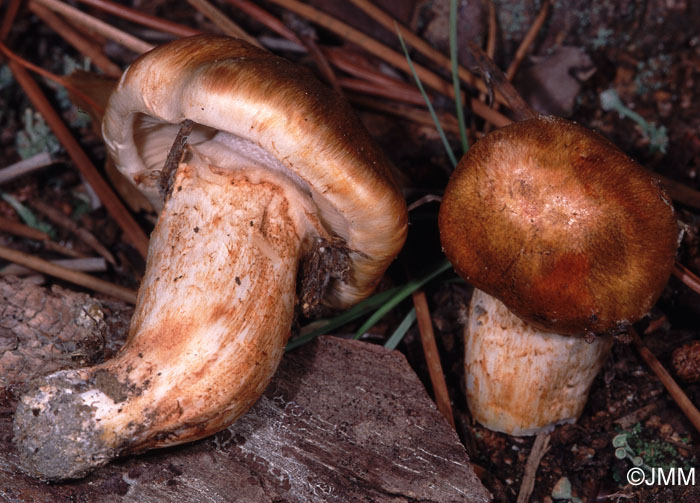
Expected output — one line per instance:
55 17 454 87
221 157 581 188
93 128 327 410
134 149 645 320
465 289 613 436
13 161 306 480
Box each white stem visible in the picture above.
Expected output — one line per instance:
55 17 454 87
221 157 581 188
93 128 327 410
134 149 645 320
13 160 306 480
465 288 613 436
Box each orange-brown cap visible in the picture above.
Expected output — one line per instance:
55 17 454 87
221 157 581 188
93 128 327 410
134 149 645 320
439 116 678 336
102 35 407 309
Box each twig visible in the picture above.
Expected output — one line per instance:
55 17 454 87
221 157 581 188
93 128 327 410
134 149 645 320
74 0 201 38
516 433 550 503
266 0 511 127
28 0 123 77
674 262 700 296
160 119 194 201
0 152 54 185
614 402 659 429
629 327 700 435
32 0 154 54
0 244 137 303
186 0 261 47
467 40 536 121
476 1 498 135
5 58 150 258
0 216 86 258
412 290 455 429
31 199 116 265
1 256 106 276
346 0 500 103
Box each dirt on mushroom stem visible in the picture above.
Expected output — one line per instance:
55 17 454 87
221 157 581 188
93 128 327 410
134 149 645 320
12 154 315 481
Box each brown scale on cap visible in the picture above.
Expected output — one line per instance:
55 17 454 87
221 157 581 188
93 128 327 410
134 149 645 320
439 116 678 336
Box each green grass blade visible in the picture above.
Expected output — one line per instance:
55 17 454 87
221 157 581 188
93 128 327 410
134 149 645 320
395 24 458 168
286 285 402 351
450 0 469 154
383 308 416 350
354 259 452 340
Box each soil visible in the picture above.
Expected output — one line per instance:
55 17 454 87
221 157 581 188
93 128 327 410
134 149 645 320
0 1 699 502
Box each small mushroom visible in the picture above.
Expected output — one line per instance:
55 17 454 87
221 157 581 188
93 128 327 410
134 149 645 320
439 116 678 435
13 35 407 480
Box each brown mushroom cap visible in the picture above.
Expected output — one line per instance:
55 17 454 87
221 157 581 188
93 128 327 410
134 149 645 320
439 116 678 336
103 34 407 309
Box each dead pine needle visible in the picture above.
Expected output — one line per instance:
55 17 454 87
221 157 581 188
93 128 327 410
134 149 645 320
31 199 116 265
186 0 261 47
1 256 106 276
28 0 123 78
673 262 700 296
0 244 137 304
0 216 86 258
629 327 700 435
0 40 106 117
412 290 455 429
225 0 303 45
505 0 551 81
74 0 201 38
32 0 154 54
346 0 498 103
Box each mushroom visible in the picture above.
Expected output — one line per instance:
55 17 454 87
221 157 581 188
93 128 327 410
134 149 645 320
438 116 678 435
13 35 407 480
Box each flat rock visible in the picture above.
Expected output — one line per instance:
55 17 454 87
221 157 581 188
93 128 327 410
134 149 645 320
0 277 490 502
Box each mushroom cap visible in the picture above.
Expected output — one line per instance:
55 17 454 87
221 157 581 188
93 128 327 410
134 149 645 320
103 35 407 309
439 116 678 336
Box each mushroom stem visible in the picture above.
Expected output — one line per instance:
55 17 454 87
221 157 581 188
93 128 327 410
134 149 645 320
13 159 305 480
465 289 613 436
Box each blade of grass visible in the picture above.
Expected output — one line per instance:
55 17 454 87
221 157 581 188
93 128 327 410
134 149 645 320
396 26 457 168
286 285 402 351
449 0 468 154
384 307 416 350
354 259 452 339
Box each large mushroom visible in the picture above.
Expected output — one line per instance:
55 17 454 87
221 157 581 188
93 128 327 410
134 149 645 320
13 35 407 480
439 116 678 435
